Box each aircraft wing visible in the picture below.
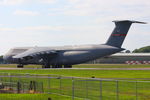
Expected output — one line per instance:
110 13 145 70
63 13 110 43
13 48 58 60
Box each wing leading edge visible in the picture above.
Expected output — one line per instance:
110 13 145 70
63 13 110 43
13 48 58 60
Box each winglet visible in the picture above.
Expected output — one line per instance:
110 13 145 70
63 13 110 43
113 20 147 24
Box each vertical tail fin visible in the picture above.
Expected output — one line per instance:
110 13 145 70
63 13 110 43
106 20 146 48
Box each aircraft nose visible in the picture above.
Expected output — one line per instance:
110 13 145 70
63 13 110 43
3 54 12 62
3 55 8 60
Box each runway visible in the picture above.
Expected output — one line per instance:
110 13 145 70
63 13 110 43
1 67 150 70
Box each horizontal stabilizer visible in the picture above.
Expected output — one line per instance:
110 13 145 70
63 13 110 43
113 20 147 24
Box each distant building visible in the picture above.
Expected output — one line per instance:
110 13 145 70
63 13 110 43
88 53 150 64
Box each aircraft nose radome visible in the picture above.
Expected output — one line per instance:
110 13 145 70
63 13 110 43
3 55 8 60
3 55 12 62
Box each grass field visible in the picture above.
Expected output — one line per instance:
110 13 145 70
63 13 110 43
0 94 79 100
0 64 150 100
0 64 150 79
1 69 150 79
1 64 150 68
74 64 150 68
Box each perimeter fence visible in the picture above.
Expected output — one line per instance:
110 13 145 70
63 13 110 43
72 79 150 100
0 73 150 100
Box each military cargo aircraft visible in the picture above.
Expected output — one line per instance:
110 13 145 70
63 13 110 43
3 20 146 68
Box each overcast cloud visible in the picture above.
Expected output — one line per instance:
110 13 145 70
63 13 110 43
0 0 149 55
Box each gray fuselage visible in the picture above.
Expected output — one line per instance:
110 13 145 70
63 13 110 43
3 44 123 65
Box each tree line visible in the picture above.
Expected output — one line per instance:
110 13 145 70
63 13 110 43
132 46 150 53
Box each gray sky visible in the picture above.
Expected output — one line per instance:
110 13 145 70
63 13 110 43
0 0 150 55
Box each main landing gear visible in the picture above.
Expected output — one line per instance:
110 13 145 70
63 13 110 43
42 64 72 68
17 64 24 68
64 65 72 68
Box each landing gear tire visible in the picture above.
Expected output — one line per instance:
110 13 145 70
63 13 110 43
17 64 24 68
57 65 62 68
64 65 72 68
51 65 63 68
42 63 50 68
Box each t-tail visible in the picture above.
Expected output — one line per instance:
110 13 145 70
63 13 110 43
106 20 146 48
